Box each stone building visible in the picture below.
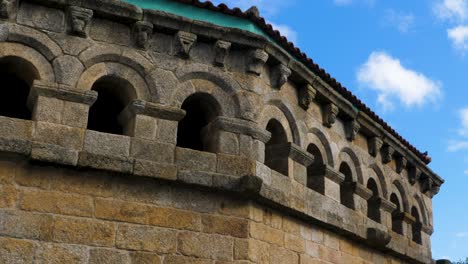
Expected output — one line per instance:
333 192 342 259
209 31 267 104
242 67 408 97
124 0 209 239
0 0 445 263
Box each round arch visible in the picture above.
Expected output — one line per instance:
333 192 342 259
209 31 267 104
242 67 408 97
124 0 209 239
307 128 334 167
368 164 389 199
337 147 364 184
392 180 410 212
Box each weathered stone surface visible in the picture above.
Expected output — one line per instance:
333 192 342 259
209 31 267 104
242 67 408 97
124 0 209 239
20 190 93 217
116 223 177 253
0 209 53 240
0 185 17 208
83 130 130 157
178 231 234 261
0 237 36 264
35 243 87 264
176 147 217 172
17 2 65 33
78 151 133 174
202 215 249 238
52 216 116 246
88 248 130 264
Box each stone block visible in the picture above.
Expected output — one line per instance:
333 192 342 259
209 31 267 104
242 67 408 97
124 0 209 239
95 198 149 225
124 114 158 139
175 147 217 172
61 101 90 128
83 130 131 157
0 137 31 156
20 190 93 217
250 221 284 246
0 237 36 264
90 18 131 46
217 154 255 177
88 248 130 264
0 160 17 185
0 116 33 140
201 215 249 238
78 152 133 174
0 185 18 208
34 122 84 149
130 252 162 264
116 223 177 253
178 231 234 261
133 159 177 180
31 96 63 123
324 178 341 203
48 169 113 198
269 245 299 264
53 55 84 87
130 138 174 163
35 243 87 264
18 2 65 33
0 209 53 241
52 216 116 247
157 119 178 144
31 142 79 166
293 162 307 185
178 170 214 186
164 255 213 264
255 161 271 185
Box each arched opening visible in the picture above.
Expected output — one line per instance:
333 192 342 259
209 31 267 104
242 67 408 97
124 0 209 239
177 93 220 152
265 119 289 176
411 206 422 244
87 77 135 135
367 178 381 223
390 193 403 234
0 57 38 120
306 144 325 194
339 162 355 209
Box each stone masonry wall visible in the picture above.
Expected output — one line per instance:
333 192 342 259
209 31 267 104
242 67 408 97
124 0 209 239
0 0 443 263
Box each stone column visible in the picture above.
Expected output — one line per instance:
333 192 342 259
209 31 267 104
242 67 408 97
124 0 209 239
377 197 397 228
350 182 372 216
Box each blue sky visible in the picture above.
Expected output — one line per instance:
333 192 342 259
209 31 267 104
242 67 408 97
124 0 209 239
208 0 467 260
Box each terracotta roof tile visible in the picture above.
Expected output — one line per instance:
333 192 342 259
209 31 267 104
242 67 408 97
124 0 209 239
172 0 431 164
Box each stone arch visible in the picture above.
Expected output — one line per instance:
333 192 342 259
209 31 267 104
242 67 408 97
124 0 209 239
265 99 301 146
0 42 54 82
258 104 294 144
5 24 63 61
76 62 151 102
368 164 389 199
392 180 410 212
413 194 429 225
308 128 334 167
79 45 157 101
337 147 363 184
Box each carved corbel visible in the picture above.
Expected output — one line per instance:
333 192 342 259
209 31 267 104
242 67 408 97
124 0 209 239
247 49 268 75
396 155 407 174
367 228 391 247
273 64 291 88
323 103 339 128
368 137 383 157
298 84 317 110
0 0 16 19
408 166 421 185
421 175 434 194
68 6 93 38
381 145 394 164
345 119 361 141
430 185 440 198
174 31 197 59
133 21 153 49
214 40 231 67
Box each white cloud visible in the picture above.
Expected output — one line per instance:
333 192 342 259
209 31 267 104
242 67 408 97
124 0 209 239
384 9 415 33
434 0 468 22
458 108 468 136
447 140 468 151
464 170 468 174
357 51 442 109
456 232 468 237
448 25 468 51
268 22 298 44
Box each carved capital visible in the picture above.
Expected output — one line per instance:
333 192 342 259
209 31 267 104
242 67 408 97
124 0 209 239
421 175 434 194
368 137 383 157
396 155 407 174
174 31 197 59
381 145 394 164
133 21 153 49
323 103 339 128
298 84 317 110
408 166 421 185
430 185 440 198
273 64 291 88
68 6 93 38
214 40 231 67
0 0 16 19
345 119 360 141
247 49 268 75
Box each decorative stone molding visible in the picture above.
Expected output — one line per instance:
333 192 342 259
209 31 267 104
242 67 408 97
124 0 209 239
321 164 345 184
133 21 153 49
204 116 271 143
396 155 407 174
0 0 16 19
174 31 197 58
266 142 314 166
273 64 291 88
368 137 383 157
323 103 339 128
298 83 317 110
119 99 186 123
421 174 439 197
377 197 397 213
67 6 93 38
408 166 421 185
366 228 391 247
381 145 394 164
28 81 97 106
351 182 373 200
214 40 231 67
247 49 268 75
345 119 360 141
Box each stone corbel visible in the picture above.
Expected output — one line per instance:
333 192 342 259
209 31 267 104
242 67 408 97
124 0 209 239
214 40 231 67
408 165 421 185
420 174 434 195
133 21 153 49
323 103 339 128
396 155 407 174
273 64 291 88
381 145 394 164
345 119 361 141
368 137 383 157
174 31 197 59
68 6 93 38
298 84 317 110
0 0 17 19
247 49 268 75
27 81 97 108
430 184 440 198
366 228 391 247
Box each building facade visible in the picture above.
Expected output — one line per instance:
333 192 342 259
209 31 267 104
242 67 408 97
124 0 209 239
0 0 444 263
